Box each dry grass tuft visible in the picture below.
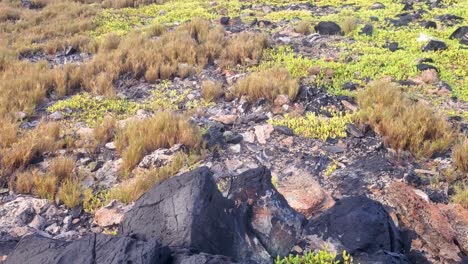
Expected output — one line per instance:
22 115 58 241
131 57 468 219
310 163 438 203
453 183 468 209
57 178 82 208
294 21 312 35
49 156 75 180
0 119 18 149
33 174 58 200
93 115 118 146
452 138 468 174
15 170 37 194
109 152 190 203
102 0 167 9
234 67 299 102
1 121 61 174
201 80 224 102
115 111 201 175
148 23 167 37
357 80 454 158
342 17 359 35
220 32 269 67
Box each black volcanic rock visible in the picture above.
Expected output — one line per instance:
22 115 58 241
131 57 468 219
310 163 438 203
119 167 250 259
5 233 171 264
422 40 447 52
450 26 468 45
314 21 342 35
304 196 403 255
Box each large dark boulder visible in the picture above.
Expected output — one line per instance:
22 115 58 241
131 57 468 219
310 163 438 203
314 22 342 35
304 196 403 255
450 26 468 45
354 250 410 264
119 167 249 259
5 233 170 264
228 166 306 258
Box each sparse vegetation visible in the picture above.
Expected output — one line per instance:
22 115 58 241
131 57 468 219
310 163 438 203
452 139 468 174
110 152 196 202
234 67 299 102
275 249 352 264
201 80 224 102
341 17 359 35
93 115 118 146
57 178 83 208
1 122 61 176
453 183 468 209
357 80 454 158
269 110 354 141
220 32 269 67
115 111 201 175
294 21 312 35
33 174 58 201
48 156 75 181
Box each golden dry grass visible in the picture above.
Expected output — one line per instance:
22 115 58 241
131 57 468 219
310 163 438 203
57 178 82 208
453 183 468 209
341 17 359 35
48 156 75 180
15 170 37 194
201 80 224 102
234 67 299 102
115 111 201 175
220 32 269 67
1 121 61 179
452 138 468 174
33 174 58 200
93 115 117 145
294 21 312 35
109 152 190 203
357 80 454 158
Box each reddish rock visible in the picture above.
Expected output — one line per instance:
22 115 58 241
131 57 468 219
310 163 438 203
383 182 462 263
93 200 130 228
276 169 334 218
210 114 237 125
254 124 274 144
274 94 291 106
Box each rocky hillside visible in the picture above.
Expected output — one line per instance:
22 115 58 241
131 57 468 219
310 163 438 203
0 0 467 263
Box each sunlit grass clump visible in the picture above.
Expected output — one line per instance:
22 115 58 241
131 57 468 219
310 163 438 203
357 80 454 158
115 111 201 175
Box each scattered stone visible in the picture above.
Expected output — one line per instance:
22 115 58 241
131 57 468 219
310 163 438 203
346 124 364 138
220 16 230 25
424 21 437 29
416 63 439 72
138 144 181 169
274 126 294 136
224 131 243 144
274 94 290 106
388 42 399 52
241 131 256 144
370 2 385 9
104 142 116 150
314 21 342 36
341 100 358 112
422 39 447 52
360 24 373 36
27 215 45 230
228 144 241 154
254 124 274 144
49 111 63 121
450 26 468 45
210 114 237 125
342 82 357 91
203 124 226 148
